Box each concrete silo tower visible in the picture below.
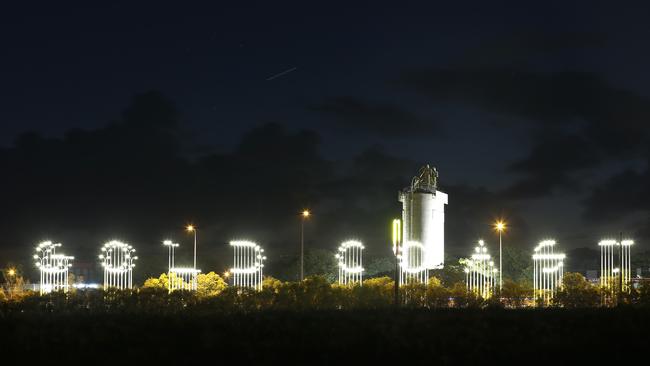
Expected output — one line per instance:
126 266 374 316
399 165 448 269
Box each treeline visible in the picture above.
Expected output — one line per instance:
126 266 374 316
2 272 650 314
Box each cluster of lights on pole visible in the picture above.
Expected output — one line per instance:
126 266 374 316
33 241 73 295
464 240 498 299
399 241 428 285
163 239 200 292
392 219 428 285
99 240 137 290
230 240 266 291
23 206 641 307
335 240 364 286
532 240 565 305
599 239 633 294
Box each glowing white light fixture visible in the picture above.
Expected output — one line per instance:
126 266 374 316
230 240 266 291
163 240 200 291
399 240 428 285
464 239 498 299
599 239 633 292
33 241 74 295
533 240 565 305
336 240 364 285
99 240 137 290
169 267 201 291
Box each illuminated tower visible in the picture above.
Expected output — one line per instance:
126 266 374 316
399 165 448 269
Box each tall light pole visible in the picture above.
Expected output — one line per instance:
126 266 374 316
392 218 401 307
163 240 179 292
186 225 197 270
494 220 506 292
618 231 623 306
300 210 310 281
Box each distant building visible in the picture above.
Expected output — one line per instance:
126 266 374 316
71 261 99 283
586 270 598 283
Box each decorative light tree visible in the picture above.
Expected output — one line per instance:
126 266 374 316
599 239 633 292
33 241 74 295
336 240 364 285
99 240 138 290
163 240 200 291
399 241 428 285
464 240 497 299
230 240 266 291
532 240 565 305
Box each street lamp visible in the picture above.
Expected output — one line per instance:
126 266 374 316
494 220 506 292
186 225 197 270
300 210 310 281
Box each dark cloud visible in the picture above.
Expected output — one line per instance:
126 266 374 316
309 96 442 138
0 91 522 281
398 68 650 198
504 134 599 198
460 31 607 66
443 184 530 251
583 168 650 222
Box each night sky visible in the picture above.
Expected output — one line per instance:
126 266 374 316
2 2 649 280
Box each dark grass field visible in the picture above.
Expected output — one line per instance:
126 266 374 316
2 309 647 365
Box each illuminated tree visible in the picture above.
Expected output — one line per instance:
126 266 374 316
196 272 227 298
142 273 169 289
262 276 283 291
351 276 393 308
450 282 483 308
425 277 450 308
400 281 427 307
500 279 532 308
1 265 27 300
553 272 600 308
